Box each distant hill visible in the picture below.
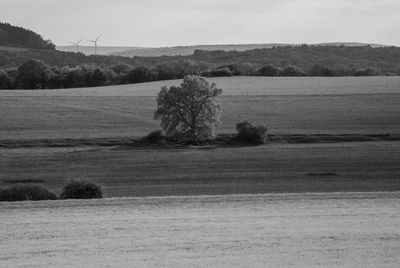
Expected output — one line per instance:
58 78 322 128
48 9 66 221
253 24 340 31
2 21 400 90
0 22 55 50
110 42 389 57
316 42 389 48
1 44 400 75
181 45 400 74
0 45 28 52
110 44 289 57
56 46 146 56
2 44 400 89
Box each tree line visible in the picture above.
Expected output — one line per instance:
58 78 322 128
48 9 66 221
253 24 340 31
1 58 387 89
188 45 400 75
0 58 388 89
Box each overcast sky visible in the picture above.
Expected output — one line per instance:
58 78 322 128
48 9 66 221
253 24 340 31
1 0 400 47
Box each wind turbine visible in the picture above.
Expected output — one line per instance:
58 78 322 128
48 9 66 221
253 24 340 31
69 37 83 53
87 34 102 55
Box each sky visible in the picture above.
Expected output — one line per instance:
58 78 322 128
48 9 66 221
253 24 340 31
1 0 400 47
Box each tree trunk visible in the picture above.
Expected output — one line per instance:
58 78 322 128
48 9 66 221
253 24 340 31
190 115 197 141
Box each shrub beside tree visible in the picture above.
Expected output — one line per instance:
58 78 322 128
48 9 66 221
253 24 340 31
236 121 268 145
142 130 165 144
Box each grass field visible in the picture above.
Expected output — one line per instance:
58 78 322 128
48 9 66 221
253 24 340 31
1 77 400 266
1 142 399 197
1 76 399 196
1 192 399 267
2 76 400 97
1 94 399 139
1 77 400 139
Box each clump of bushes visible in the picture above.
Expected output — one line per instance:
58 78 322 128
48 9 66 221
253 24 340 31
60 180 103 199
142 130 166 144
0 185 57 202
236 121 268 145
0 180 104 202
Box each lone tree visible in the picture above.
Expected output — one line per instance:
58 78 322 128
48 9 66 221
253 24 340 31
154 75 223 141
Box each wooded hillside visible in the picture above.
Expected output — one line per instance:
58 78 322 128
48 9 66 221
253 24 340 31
0 22 55 50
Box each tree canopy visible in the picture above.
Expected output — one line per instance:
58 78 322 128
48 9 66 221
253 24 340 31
16 59 52 89
0 22 55 50
154 75 223 141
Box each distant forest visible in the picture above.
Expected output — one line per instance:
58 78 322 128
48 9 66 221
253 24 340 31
0 22 55 50
1 22 400 89
1 45 400 89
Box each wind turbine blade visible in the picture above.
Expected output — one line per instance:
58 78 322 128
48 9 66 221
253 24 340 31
77 37 84 45
96 34 102 42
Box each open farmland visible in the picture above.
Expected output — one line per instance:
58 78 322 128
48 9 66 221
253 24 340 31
1 77 400 139
1 192 399 267
1 142 399 197
1 76 400 196
1 71 400 268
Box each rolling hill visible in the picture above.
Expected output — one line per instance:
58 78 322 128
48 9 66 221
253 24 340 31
56 43 390 57
0 22 55 50
108 42 389 57
1 21 400 88
56 46 147 56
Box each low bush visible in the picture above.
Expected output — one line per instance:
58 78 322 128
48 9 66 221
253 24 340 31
142 130 165 144
0 185 57 202
236 121 268 145
60 180 103 199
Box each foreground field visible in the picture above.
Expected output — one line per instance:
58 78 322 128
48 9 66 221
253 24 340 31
1 77 400 139
1 142 399 197
1 192 399 267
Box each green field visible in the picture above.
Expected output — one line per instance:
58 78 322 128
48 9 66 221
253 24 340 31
1 77 400 139
1 76 400 197
1 142 399 197
2 76 400 97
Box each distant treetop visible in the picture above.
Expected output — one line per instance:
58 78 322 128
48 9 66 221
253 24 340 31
0 22 55 50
